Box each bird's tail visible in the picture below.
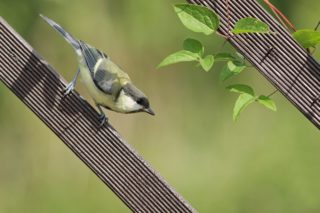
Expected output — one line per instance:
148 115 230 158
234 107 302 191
40 14 81 54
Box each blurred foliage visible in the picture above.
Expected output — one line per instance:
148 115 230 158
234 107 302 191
0 0 320 212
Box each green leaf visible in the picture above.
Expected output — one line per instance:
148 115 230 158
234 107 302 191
227 60 246 73
235 52 245 60
226 84 255 96
232 17 270 34
183 38 204 55
233 93 256 121
200 55 214 72
219 60 246 82
214 53 236 62
174 4 219 35
158 50 198 68
293 29 320 48
257 95 277 111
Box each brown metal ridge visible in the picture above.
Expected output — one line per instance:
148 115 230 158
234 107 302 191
0 17 196 213
188 0 320 129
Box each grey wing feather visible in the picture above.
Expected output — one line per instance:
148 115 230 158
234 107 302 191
78 41 106 73
40 14 80 50
93 68 119 95
40 14 118 95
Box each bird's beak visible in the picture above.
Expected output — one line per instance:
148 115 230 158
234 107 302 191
144 107 155 116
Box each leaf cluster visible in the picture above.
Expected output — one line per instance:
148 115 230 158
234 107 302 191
158 3 276 120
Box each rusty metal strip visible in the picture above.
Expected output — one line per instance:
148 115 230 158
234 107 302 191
0 17 195 213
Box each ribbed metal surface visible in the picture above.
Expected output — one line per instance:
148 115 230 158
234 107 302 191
0 17 195 213
188 0 320 129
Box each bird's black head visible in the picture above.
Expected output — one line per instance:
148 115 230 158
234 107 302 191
137 97 150 109
123 84 155 116
137 97 155 115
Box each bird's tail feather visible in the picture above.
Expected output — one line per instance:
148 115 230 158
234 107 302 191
40 14 80 53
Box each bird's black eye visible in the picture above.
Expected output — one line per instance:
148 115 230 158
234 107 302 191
137 97 149 108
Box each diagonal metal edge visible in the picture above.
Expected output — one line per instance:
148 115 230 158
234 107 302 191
188 0 320 129
0 16 196 213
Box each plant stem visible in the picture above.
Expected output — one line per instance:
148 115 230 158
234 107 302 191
263 0 296 32
267 89 279 98
314 21 320 31
216 31 230 39
310 21 320 53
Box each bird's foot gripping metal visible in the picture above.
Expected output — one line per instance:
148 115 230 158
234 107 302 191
96 104 108 126
64 81 76 95
98 114 108 127
64 68 80 96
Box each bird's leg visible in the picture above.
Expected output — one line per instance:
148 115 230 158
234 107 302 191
64 68 80 95
96 104 108 126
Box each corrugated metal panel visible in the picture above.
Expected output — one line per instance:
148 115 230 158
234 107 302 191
188 0 320 129
0 17 195 213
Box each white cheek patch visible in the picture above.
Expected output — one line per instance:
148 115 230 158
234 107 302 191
116 90 142 112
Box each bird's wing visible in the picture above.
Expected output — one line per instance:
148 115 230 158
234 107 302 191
78 40 105 74
78 40 130 96
93 58 131 97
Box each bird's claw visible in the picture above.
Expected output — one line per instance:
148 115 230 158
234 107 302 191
98 114 108 127
64 82 75 96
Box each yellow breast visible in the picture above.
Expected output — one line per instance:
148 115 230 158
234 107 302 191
79 63 117 110
78 56 134 113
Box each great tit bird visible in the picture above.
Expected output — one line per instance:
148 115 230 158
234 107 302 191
40 15 155 125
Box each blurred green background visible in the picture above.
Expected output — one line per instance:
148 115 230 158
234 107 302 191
0 0 320 212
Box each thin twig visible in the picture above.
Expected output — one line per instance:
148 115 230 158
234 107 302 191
216 31 230 39
270 7 289 30
314 20 320 31
310 21 320 53
267 89 279 98
263 0 296 32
